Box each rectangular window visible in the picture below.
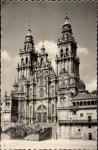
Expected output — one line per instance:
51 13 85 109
88 125 91 128
6 102 10 106
88 116 91 122
80 113 83 117
88 133 92 140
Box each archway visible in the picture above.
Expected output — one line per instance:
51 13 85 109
37 105 47 123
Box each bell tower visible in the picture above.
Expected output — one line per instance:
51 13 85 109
56 15 80 94
17 26 37 80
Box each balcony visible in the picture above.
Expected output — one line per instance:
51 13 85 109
58 119 97 124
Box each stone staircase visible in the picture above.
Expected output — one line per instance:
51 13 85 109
39 127 52 141
24 127 52 141
4 124 28 139
3 123 52 140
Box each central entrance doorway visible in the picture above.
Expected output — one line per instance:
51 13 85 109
37 105 47 123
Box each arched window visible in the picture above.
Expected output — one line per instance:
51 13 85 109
60 49 63 57
63 97 65 101
84 101 86 106
60 97 63 101
52 104 54 115
73 102 75 106
21 58 24 64
41 57 43 65
26 57 28 64
26 43 29 50
80 101 83 106
76 102 79 106
87 101 90 105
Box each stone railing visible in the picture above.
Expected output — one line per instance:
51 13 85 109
58 119 97 124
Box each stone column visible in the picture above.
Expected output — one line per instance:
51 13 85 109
33 100 35 123
66 60 69 73
58 61 62 74
69 59 73 74
62 60 64 69
31 104 33 124
27 68 30 79
56 62 58 76
77 61 79 77
57 123 61 139
17 70 19 81
26 68 27 78
26 102 29 124
18 100 21 123
54 99 57 123
24 101 27 124
65 60 67 71
71 59 74 74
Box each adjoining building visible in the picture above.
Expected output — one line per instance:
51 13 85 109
1 16 97 140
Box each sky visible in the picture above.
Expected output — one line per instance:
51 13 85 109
1 1 97 96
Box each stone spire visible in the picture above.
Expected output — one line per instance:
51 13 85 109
17 22 37 80
25 23 34 46
26 20 31 35
57 15 76 56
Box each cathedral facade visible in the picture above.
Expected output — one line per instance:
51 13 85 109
2 16 97 140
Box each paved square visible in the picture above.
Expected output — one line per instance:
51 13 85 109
1 139 97 149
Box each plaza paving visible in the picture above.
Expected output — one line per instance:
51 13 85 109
1 138 97 149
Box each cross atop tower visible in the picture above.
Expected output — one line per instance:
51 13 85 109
42 40 44 48
64 13 69 25
41 40 45 54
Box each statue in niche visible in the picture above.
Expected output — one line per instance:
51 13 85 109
61 77 65 86
40 57 44 67
39 87 44 98
66 48 69 56
40 76 44 86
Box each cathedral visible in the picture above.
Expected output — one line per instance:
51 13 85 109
2 16 97 140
